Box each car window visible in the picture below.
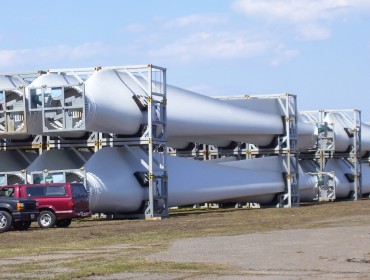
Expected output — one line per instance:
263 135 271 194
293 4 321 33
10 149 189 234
0 187 14 197
45 186 66 196
26 187 46 197
71 184 88 198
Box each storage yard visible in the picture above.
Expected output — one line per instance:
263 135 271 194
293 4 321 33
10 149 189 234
1 65 370 216
1 65 370 279
1 201 370 279
2 1 370 279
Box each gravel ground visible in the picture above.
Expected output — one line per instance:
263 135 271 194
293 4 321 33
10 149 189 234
2 202 370 279
149 225 370 279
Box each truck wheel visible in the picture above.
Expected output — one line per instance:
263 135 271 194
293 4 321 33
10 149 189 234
0 211 13 233
13 221 32 231
56 219 72 228
38 210 56 228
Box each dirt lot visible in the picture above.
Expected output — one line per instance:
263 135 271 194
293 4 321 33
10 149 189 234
1 200 370 279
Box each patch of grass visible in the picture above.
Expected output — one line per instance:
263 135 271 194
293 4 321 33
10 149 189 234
47 257 230 279
1 200 370 279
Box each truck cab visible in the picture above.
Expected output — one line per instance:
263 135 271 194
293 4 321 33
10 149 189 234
0 197 39 233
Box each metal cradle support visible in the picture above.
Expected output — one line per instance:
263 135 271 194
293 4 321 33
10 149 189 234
238 94 300 207
97 65 168 219
216 93 300 207
348 110 362 200
0 170 27 187
276 94 299 208
300 109 362 201
48 65 169 219
0 72 40 134
308 171 336 202
144 65 168 219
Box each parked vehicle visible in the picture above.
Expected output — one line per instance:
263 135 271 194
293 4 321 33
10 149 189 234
0 197 39 233
0 183 91 228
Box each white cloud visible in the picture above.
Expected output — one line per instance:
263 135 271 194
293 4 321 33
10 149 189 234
148 32 270 61
166 14 228 28
123 24 147 32
147 14 301 66
297 23 331 41
0 42 110 71
349 0 370 9
69 42 110 60
232 0 349 23
270 46 300 66
0 49 18 68
231 0 370 41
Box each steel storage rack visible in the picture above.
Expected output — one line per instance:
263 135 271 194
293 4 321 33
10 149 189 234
215 94 300 208
300 109 362 201
32 65 168 219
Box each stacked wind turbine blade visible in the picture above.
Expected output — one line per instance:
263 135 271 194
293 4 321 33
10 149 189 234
2 66 370 215
361 122 370 155
216 156 318 201
297 114 318 151
26 149 91 172
0 150 38 185
323 112 368 154
84 147 286 213
25 70 286 148
362 163 370 195
87 69 292 148
26 149 92 183
0 150 37 171
218 96 318 150
299 158 359 200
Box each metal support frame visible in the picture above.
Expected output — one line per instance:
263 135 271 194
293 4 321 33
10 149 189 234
0 171 27 186
0 72 40 135
240 94 300 207
301 109 362 201
83 65 168 219
46 132 99 152
300 110 335 171
142 65 168 219
29 168 87 191
0 137 43 185
167 144 206 160
277 94 299 207
0 86 27 134
28 82 86 132
214 143 245 160
0 135 43 154
308 171 336 202
347 110 362 200
217 94 299 207
23 65 168 218
1 65 168 220
167 142 245 161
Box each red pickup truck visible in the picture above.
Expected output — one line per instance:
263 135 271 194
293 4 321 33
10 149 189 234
0 183 91 228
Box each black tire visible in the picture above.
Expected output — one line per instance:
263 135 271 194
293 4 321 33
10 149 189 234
38 210 56 228
55 218 72 228
13 221 32 231
0 211 13 233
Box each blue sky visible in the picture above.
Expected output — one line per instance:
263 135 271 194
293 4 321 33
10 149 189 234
1 0 370 120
